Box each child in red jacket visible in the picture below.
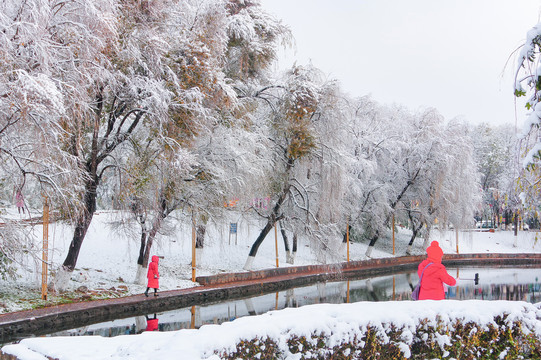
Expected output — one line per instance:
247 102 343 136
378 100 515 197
417 241 456 300
144 255 160 297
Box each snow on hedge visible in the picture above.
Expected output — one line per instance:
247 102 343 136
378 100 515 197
3 300 541 360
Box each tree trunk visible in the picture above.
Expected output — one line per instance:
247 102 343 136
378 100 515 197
364 232 379 258
137 230 147 266
367 172 421 255
244 158 293 270
62 217 92 270
279 221 291 263
244 219 275 270
134 220 149 285
406 222 423 255
406 212 424 255
54 177 98 292
142 213 165 268
422 225 431 249
54 89 144 292
244 180 290 269
134 264 146 285
196 225 206 248
342 224 352 243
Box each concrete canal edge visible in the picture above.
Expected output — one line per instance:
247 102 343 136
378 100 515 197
1 253 541 350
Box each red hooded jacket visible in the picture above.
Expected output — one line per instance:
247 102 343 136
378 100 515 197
417 241 456 300
147 255 160 289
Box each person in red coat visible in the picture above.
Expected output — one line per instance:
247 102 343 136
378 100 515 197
417 241 456 300
144 255 160 297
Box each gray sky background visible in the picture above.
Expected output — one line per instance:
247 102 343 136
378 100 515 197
260 0 541 127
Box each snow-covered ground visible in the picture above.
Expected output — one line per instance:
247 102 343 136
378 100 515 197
2 209 541 359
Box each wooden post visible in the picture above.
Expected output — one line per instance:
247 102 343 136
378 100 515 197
191 216 196 282
275 222 279 267
346 222 350 262
392 213 395 255
455 228 459 254
41 197 49 300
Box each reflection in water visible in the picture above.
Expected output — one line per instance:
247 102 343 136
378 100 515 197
47 267 541 339
145 314 159 332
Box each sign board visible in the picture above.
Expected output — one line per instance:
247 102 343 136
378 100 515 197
229 223 238 245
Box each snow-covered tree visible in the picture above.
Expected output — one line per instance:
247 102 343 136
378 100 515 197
396 114 479 253
275 77 349 265
94 0 288 283
472 124 517 192
50 0 178 290
0 0 119 281
340 103 480 258
94 0 289 282
427 120 481 234
242 64 338 269
357 105 424 258
225 0 291 82
471 123 518 227
514 21 541 223
515 22 541 170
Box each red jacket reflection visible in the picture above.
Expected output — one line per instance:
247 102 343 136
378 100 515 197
146 318 159 331
418 241 456 300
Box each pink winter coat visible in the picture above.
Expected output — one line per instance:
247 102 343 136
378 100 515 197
418 241 456 300
147 255 160 289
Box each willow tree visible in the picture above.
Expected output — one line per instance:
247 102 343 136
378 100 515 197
0 0 78 279
242 65 333 270
52 0 248 290
106 0 291 283
0 0 122 289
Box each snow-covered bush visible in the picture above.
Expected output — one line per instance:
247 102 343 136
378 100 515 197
218 316 541 359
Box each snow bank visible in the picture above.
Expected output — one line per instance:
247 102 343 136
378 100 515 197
3 300 541 360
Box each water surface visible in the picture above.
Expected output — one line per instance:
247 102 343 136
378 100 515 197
48 266 541 338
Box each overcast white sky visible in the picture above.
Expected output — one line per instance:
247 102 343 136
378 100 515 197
260 0 541 127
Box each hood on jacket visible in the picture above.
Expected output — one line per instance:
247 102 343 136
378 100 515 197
151 255 159 264
426 241 443 263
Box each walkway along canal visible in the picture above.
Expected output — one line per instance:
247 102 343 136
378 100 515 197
0 253 540 344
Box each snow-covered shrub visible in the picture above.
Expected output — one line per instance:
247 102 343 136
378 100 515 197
217 315 541 360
